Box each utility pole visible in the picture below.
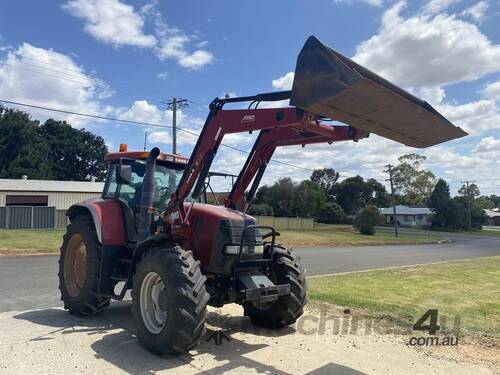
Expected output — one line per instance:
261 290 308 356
461 180 475 232
143 131 147 151
165 98 189 154
385 164 398 237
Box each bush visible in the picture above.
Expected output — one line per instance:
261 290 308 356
317 202 345 224
355 205 383 235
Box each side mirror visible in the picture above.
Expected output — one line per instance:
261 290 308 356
119 164 132 184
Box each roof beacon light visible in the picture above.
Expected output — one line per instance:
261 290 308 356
119 143 128 152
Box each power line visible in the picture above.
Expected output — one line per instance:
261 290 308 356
0 98 315 172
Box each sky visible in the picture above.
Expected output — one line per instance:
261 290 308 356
0 0 499 195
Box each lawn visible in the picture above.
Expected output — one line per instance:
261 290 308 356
278 229 443 247
0 229 64 254
308 256 500 336
0 227 443 255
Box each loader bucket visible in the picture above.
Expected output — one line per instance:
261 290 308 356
290 36 467 148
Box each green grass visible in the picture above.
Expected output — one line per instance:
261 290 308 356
308 256 500 336
278 229 443 247
0 226 442 255
0 229 64 254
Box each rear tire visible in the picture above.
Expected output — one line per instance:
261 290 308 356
243 245 307 328
59 215 110 315
131 245 209 354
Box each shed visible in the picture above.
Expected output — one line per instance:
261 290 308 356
0 178 104 229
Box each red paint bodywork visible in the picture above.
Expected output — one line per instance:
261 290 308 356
84 199 127 246
176 203 254 267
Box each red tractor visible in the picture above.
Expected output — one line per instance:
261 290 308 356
58 36 466 354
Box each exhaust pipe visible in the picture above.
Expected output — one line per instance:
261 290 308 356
137 147 160 242
290 36 467 148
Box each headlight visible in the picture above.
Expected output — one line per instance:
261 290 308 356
224 244 264 255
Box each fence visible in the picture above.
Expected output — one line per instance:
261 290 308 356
0 209 314 231
253 216 314 230
0 206 68 229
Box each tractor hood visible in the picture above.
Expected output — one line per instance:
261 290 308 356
290 36 467 148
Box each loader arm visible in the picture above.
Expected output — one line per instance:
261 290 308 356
225 124 368 210
168 96 347 222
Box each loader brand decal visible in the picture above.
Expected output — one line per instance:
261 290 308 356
241 114 255 123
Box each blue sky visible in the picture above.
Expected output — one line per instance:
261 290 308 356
0 0 499 195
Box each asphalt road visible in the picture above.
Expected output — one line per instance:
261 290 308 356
1 235 499 313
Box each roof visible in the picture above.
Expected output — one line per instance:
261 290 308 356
485 209 500 218
380 205 432 215
0 178 104 193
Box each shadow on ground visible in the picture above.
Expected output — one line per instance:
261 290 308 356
14 302 366 375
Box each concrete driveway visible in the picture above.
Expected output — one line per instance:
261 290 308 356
1 303 496 375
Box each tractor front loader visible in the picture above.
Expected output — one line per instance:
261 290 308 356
58 36 466 354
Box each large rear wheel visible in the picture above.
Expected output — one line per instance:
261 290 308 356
243 245 307 328
59 215 110 315
131 245 209 354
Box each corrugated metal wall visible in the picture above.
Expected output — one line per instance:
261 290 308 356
0 206 57 229
0 191 101 209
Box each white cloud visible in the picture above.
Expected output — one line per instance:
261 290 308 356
156 72 168 80
178 50 214 70
272 72 294 91
482 80 500 101
62 0 156 48
461 1 489 23
473 136 500 153
421 0 461 15
334 0 384 6
147 4 214 70
148 130 170 144
437 100 500 134
353 1 500 88
64 0 214 70
0 43 110 127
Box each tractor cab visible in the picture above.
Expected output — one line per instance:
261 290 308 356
103 147 188 213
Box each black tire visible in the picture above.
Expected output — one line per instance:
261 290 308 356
243 245 307 328
131 245 209 354
59 215 110 315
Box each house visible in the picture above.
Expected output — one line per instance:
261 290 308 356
0 177 104 229
485 209 500 226
380 205 432 227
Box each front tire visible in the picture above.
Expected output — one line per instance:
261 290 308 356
58 215 110 315
131 245 209 354
243 245 307 328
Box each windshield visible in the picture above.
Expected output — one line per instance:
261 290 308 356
104 161 185 211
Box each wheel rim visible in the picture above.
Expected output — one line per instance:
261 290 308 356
64 233 87 298
140 272 168 334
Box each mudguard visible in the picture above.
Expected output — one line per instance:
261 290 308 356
66 199 127 246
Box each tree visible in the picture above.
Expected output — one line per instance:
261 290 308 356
310 168 339 201
318 202 345 224
0 107 108 181
247 203 273 216
355 205 383 235
294 180 326 217
429 179 454 229
458 183 480 199
0 106 52 179
39 119 108 181
365 178 391 207
489 195 500 208
476 196 495 210
335 176 368 214
257 178 297 217
392 154 436 206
